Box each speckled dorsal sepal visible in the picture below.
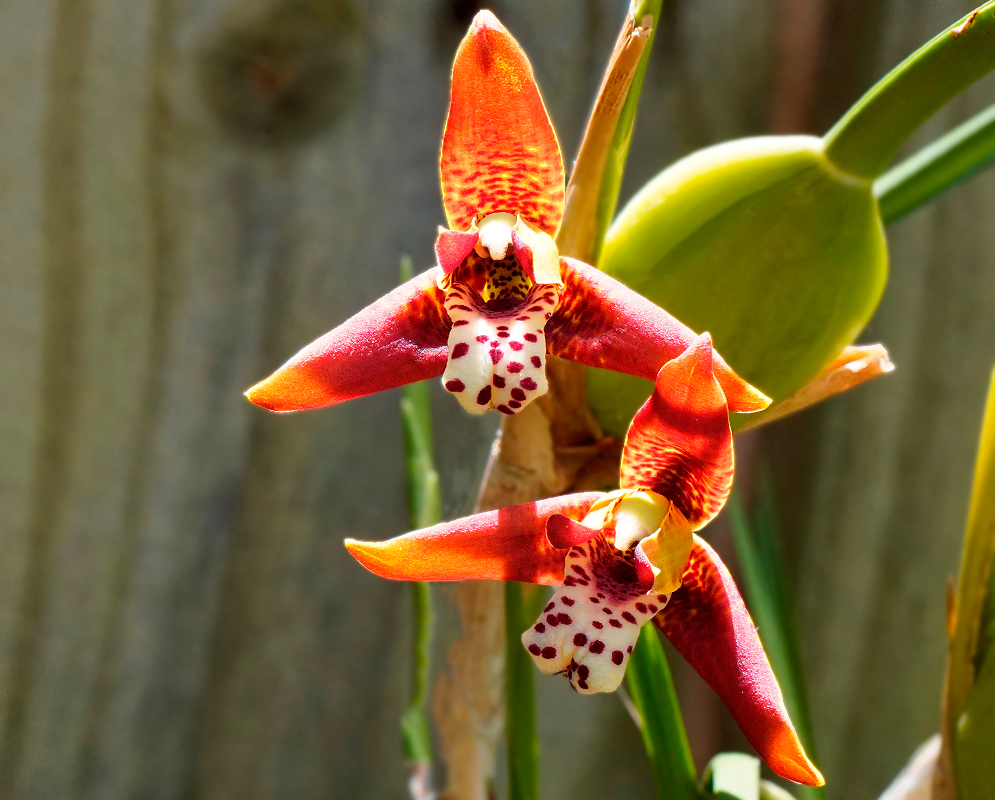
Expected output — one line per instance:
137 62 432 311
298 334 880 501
654 536 825 787
441 11 564 235
245 267 451 412
522 532 670 694
545 259 771 414
344 492 605 585
620 334 735 529
442 282 559 415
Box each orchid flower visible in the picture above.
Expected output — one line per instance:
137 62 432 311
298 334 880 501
345 335 823 787
245 12 768 418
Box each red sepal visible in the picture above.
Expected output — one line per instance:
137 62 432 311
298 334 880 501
345 493 605 585
655 536 824 787
546 259 770 414
441 11 565 234
620 335 734 528
436 229 480 276
246 268 450 412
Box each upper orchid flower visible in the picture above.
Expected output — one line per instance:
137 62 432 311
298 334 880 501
345 334 823 787
245 12 768 418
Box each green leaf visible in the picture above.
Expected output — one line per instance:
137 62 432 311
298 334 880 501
728 477 822 800
626 625 700 800
947 365 995 795
824 2 995 179
955 642 995 800
876 103 995 224
589 0 663 265
556 0 662 264
506 582 540 800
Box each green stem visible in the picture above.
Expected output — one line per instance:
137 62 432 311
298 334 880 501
401 579 435 765
876 103 995 223
506 582 540 800
398 256 440 772
626 626 700 800
823 1 995 179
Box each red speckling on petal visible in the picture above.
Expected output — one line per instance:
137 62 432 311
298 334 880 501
589 640 605 654
611 651 624 665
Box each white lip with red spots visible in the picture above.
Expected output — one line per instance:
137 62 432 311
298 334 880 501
441 283 559 415
521 534 671 694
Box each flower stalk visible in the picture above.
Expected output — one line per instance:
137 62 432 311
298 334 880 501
399 257 440 798
824 1 995 179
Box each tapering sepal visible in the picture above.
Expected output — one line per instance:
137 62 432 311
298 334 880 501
545 259 770 414
344 493 604 585
654 536 824 787
245 268 450 412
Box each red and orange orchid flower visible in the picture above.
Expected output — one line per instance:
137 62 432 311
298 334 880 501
245 12 768 418
345 335 824 787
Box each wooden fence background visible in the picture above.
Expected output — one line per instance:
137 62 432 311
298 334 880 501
1 0 993 798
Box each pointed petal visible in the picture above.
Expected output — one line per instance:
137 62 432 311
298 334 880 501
441 11 565 235
546 259 770 414
344 493 605 585
736 344 894 432
620 335 734 529
436 228 481 277
655 536 824 787
246 268 450 412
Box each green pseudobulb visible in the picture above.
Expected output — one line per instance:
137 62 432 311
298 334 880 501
590 136 887 437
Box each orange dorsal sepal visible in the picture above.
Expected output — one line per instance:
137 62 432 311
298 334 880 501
620 334 735 529
441 11 565 235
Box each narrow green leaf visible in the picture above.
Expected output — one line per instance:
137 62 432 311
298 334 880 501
947 365 995 794
557 0 662 263
955 630 995 798
876 103 995 223
701 752 760 800
824 2 995 179
728 477 821 800
590 0 663 265
398 255 441 774
506 582 540 800
626 625 700 800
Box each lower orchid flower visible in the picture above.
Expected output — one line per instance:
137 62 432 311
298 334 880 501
345 334 824 787
244 11 768 419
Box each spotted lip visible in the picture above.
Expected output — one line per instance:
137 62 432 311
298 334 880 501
441 281 559 415
522 531 670 694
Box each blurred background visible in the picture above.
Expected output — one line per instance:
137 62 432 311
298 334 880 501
1 0 994 798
